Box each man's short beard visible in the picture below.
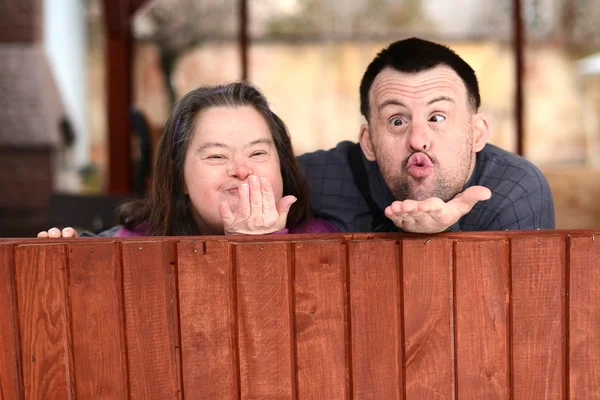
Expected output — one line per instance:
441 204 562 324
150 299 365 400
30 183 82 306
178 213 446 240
391 173 460 202
386 146 474 202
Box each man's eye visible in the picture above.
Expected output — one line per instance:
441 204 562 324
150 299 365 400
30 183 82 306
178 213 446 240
390 117 404 127
430 114 446 122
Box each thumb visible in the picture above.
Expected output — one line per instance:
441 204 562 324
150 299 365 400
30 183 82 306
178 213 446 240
453 185 492 213
276 195 297 223
219 201 236 228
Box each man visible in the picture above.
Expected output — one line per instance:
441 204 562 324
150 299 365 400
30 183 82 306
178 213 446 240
298 37 555 233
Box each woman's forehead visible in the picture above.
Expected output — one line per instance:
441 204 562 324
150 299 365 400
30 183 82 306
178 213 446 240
191 105 272 145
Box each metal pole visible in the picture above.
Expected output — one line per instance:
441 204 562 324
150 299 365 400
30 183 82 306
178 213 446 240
239 0 249 80
513 0 525 156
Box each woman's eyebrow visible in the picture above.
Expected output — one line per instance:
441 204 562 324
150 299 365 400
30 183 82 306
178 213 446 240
243 138 273 149
196 142 229 152
196 139 273 152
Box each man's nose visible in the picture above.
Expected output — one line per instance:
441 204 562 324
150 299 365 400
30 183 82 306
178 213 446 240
407 121 431 152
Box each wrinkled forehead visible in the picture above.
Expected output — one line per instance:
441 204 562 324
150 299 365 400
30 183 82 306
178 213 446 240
369 66 469 112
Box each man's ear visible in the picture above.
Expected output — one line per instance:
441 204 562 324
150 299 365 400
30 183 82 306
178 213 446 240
472 113 490 152
359 124 377 161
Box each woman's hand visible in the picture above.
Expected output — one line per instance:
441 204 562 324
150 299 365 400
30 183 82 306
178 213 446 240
220 175 296 235
37 227 78 238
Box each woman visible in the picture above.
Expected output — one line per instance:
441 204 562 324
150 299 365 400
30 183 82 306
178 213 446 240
39 82 336 238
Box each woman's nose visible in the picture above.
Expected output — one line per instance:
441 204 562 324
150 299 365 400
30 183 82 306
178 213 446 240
229 162 252 180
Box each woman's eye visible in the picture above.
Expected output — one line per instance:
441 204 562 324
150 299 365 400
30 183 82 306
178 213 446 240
251 151 267 157
207 155 225 160
430 114 446 122
390 117 404 127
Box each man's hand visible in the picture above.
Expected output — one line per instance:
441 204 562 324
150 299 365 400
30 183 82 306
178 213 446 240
384 186 492 233
220 175 297 235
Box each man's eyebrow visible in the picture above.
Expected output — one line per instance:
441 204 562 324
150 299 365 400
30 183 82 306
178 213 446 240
377 99 408 112
427 96 454 106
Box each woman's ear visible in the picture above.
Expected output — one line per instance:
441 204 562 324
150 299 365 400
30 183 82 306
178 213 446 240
359 124 377 161
472 113 490 152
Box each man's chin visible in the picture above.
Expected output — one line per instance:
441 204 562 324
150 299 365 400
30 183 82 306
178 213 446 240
405 181 437 201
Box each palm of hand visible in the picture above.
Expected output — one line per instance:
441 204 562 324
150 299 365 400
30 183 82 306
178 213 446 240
220 175 296 235
384 186 492 234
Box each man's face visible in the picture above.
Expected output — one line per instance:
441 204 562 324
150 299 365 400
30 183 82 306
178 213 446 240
361 66 485 202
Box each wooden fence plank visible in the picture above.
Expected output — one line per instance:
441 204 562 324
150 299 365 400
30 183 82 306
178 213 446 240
14 244 74 399
511 236 565 400
122 241 179 399
294 240 347 400
403 238 453 399
0 244 22 399
455 240 509 399
569 235 600 399
235 242 294 399
177 241 237 399
67 243 128 398
348 240 402 399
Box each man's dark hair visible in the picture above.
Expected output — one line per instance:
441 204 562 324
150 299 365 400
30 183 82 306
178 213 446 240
359 37 481 120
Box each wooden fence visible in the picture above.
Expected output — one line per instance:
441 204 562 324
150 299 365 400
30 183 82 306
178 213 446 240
1 230 599 399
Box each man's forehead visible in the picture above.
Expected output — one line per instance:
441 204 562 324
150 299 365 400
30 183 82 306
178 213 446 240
370 66 467 105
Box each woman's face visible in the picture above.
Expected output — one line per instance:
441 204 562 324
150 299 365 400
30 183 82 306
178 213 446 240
182 105 284 234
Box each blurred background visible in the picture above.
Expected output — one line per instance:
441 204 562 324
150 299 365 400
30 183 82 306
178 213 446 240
1 0 599 237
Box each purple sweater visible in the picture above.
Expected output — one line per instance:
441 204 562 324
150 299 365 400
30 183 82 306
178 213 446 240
113 218 338 237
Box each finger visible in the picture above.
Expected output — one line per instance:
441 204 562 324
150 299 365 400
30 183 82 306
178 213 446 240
276 195 297 227
219 201 236 229
451 186 492 215
418 197 445 213
460 186 492 204
37 231 49 238
237 182 250 218
390 201 404 214
62 227 78 238
384 206 395 219
386 203 411 223
260 177 276 213
276 195 297 217
248 175 262 215
401 200 419 213
48 227 62 238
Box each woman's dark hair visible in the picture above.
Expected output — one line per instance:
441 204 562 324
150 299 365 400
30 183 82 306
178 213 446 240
116 82 310 236
360 37 481 120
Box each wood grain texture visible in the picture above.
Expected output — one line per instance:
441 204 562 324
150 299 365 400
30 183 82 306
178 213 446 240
67 243 128 399
511 236 565 400
348 240 402 399
403 238 453 399
455 240 509 399
234 242 294 399
121 241 179 399
294 240 347 400
14 244 74 399
569 235 600 399
177 241 237 399
0 244 22 400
